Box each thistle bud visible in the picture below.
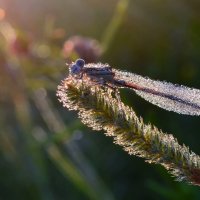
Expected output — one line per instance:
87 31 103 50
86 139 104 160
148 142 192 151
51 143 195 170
62 36 102 63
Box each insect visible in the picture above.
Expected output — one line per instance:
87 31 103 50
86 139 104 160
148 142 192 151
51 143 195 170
68 58 200 116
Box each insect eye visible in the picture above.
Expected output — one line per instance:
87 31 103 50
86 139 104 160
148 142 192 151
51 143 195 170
75 58 85 68
70 64 81 75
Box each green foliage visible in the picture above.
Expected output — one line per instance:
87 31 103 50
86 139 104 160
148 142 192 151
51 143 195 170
1 0 200 199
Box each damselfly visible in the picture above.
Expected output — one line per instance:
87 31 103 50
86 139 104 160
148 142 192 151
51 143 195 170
68 59 200 116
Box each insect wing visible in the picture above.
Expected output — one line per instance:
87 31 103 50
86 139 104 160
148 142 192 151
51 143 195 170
114 69 200 116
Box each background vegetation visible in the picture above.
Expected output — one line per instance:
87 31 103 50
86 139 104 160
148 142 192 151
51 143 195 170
0 0 200 199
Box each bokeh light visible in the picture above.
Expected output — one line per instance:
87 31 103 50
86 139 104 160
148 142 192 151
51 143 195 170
0 8 5 20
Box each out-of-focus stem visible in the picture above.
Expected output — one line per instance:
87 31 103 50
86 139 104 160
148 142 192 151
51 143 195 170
101 0 130 54
46 144 101 200
33 88 115 200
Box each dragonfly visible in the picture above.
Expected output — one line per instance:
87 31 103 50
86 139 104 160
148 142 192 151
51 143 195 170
68 58 200 116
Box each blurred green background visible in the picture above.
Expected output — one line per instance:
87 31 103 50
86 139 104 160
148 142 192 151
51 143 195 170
0 0 200 199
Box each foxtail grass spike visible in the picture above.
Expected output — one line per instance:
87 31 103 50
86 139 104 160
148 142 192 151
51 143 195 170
57 76 200 186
